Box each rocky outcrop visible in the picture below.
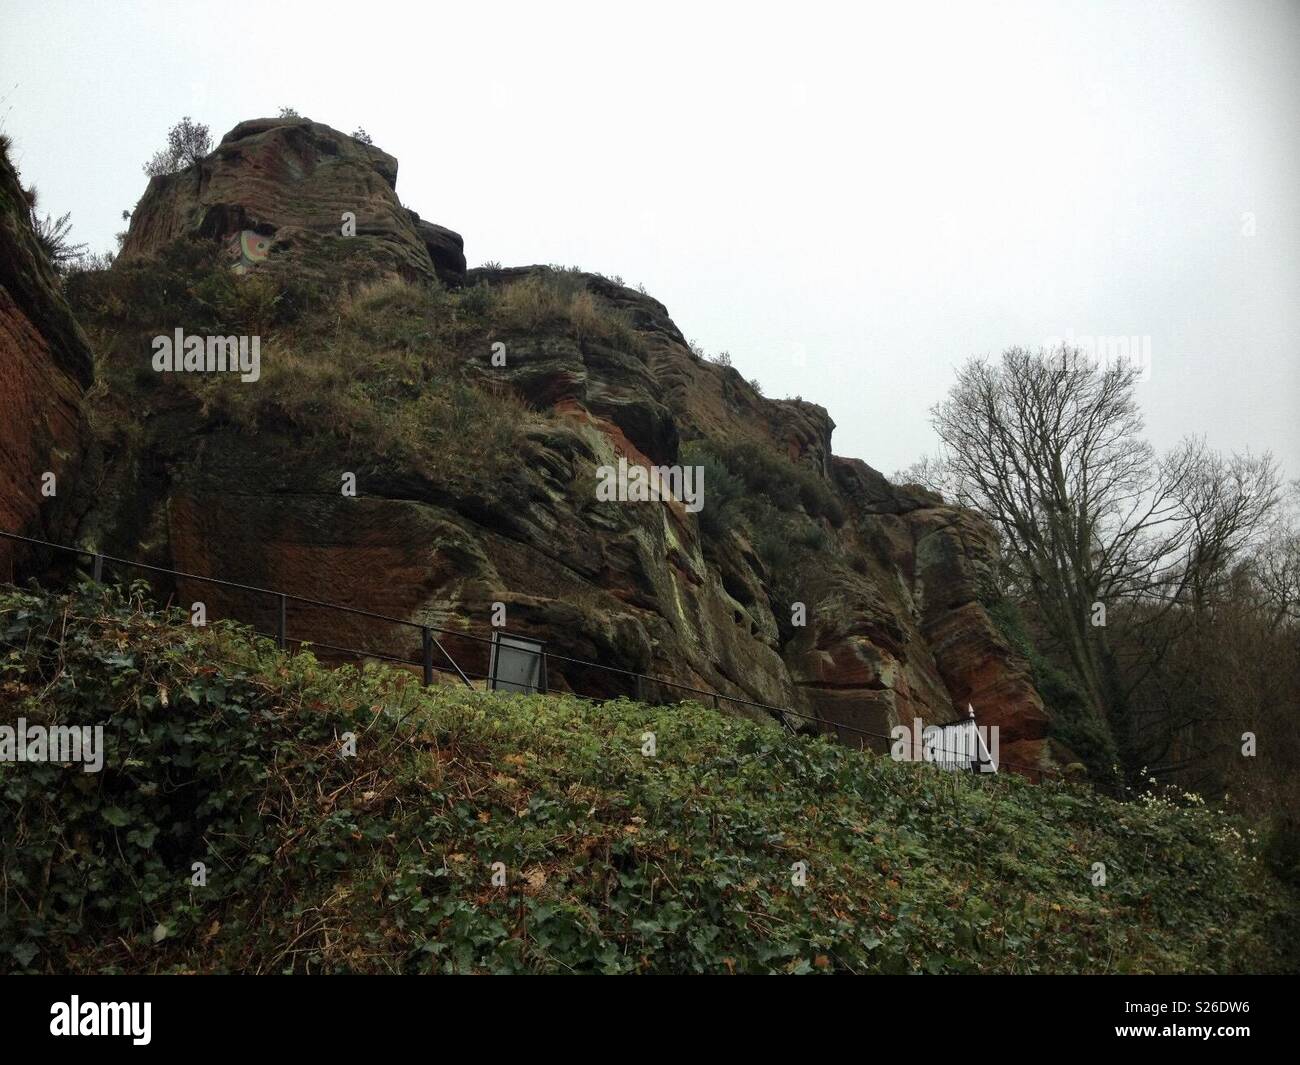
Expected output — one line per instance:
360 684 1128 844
409 211 466 287
907 505 1053 767
0 141 93 579
120 117 464 287
70 119 1064 776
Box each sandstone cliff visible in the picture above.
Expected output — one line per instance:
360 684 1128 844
0 140 94 580
60 117 1063 772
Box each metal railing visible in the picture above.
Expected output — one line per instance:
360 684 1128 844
1 527 1079 782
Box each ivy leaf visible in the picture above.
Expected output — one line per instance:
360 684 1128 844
101 806 131 827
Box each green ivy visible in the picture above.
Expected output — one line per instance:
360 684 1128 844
0 584 1290 974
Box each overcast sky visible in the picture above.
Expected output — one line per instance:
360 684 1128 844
2 0 1296 481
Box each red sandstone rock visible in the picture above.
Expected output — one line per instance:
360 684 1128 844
121 117 461 287
0 143 93 579
67 119 1068 775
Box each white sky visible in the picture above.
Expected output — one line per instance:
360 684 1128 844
2 0 1297 480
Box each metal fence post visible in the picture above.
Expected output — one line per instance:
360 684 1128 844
277 594 286 650
92 554 103 583
422 627 433 686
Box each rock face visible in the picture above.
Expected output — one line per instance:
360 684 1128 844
72 119 1063 775
409 211 466 287
121 117 464 286
0 141 93 579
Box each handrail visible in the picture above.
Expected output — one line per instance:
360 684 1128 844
1 527 1085 782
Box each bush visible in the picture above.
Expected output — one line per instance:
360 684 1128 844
193 269 285 335
492 269 641 351
457 280 495 318
67 237 228 328
681 437 842 606
1264 816 1300 888
684 437 844 527
752 517 794 574
143 117 212 177
66 249 116 274
680 440 745 539
794 518 829 551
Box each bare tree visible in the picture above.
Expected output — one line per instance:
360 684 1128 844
1251 481 1300 630
1139 516 1300 812
922 346 1281 775
1177 444 1283 610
